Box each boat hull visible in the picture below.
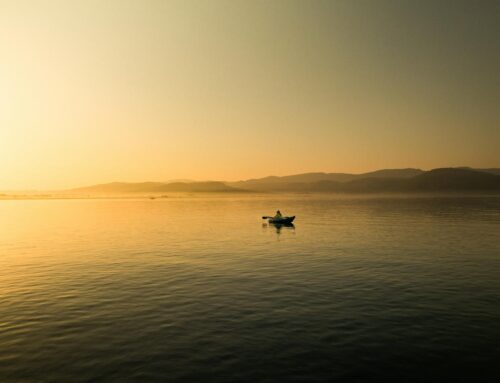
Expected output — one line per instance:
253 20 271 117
268 216 295 224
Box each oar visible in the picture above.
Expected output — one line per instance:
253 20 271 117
262 216 272 219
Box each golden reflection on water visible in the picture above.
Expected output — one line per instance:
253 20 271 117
0 195 499 382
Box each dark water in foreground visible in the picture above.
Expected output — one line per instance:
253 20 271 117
0 195 499 382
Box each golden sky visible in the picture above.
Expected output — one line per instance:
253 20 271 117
1 0 499 189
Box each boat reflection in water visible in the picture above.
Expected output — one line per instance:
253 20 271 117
262 222 295 236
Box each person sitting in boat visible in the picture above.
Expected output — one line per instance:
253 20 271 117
274 210 282 219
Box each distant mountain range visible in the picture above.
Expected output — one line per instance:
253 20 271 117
65 167 500 195
70 181 243 194
228 168 425 190
228 168 500 193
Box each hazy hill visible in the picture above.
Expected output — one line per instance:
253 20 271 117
305 168 500 193
229 168 423 191
156 182 243 193
407 168 500 191
232 172 357 186
64 167 500 195
70 181 243 194
229 168 500 193
357 168 424 179
70 182 167 194
457 167 500 176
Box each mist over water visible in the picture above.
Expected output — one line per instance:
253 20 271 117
1 195 499 382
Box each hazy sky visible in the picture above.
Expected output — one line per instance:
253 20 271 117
1 0 499 189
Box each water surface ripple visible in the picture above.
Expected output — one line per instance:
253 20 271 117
0 195 499 382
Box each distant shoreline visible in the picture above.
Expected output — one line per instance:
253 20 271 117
2 191 500 201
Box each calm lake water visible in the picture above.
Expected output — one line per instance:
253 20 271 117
1 195 499 382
